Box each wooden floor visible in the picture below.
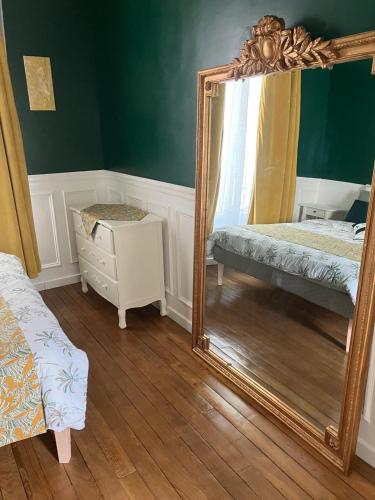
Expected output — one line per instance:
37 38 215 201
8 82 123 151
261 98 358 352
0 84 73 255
1 284 375 499
205 267 348 430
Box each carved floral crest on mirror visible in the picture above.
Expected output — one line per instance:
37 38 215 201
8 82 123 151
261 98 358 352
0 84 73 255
193 16 375 474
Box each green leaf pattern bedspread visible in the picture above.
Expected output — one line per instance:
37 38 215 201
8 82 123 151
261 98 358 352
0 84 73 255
209 219 362 303
0 252 88 431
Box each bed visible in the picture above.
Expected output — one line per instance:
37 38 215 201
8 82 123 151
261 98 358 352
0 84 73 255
0 252 88 462
208 219 363 350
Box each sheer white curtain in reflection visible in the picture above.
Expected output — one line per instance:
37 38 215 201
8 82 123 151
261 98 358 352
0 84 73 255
213 76 263 229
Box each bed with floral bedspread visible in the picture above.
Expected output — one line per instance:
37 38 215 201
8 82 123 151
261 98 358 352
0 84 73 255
0 252 88 432
209 220 363 316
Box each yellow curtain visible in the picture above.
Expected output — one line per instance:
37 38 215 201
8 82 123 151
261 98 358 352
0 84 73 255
206 85 225 236
249 70 301 224
0 37 41 277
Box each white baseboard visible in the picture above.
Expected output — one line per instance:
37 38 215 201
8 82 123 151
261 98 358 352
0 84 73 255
166 305 192 333
33 273 81 292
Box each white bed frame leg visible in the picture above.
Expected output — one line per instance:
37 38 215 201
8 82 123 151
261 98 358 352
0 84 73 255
346 319 353 353
218 263 224 286
54 429 71 464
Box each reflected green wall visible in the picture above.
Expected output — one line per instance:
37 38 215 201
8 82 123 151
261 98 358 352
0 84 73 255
95 0 375 187
298 60 374 185
3 0 103 175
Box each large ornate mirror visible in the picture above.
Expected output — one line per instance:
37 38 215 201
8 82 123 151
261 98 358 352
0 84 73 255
193 16 375 473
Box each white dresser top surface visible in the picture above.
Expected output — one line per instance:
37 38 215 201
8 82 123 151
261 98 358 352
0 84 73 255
70 206 163 228
298 203 347 212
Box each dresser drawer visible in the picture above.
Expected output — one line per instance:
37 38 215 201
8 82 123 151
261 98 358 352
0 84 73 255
305 207 325 218
73 211 115 254
79 257 119 307
93 224 114 254
76 234 117 280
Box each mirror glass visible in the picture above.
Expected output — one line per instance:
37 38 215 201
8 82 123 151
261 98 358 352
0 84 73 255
204 59 374 431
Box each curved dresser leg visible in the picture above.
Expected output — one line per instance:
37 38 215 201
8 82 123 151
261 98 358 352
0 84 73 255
160 298 167 316
81 276 88 294
54 428 71 463
118 309 127 329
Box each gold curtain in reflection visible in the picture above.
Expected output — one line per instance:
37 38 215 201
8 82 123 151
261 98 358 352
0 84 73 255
0 37 41 277
206 86 225 235
249 70 301 224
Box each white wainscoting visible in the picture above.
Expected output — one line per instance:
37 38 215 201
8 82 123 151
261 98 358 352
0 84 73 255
29 171 107 291
29 169 195 331
29 171 105 290
28 169 375 465
357 331 375 466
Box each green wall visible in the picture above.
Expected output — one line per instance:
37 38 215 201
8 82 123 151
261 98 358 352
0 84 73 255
3 0 103 175
298 59 374 185
3 1 375 183
95 0 375 187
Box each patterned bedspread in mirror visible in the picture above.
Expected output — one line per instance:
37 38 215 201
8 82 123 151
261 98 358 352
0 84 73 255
0 252 88 432
209 219 362 303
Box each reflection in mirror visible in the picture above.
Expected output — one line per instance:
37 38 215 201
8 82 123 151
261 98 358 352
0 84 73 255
204 59 374 432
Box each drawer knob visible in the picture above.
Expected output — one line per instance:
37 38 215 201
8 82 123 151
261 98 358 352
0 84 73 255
102 284 108 290
83 270 88 275
80 247 86 252
99 259 105 265
97 235 102 241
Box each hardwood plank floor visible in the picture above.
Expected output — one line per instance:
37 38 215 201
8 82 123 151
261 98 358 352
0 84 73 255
1 283 374 499
205 266 348 430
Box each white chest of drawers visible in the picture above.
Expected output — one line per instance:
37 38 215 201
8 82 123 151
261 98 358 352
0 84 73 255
71 207 166 328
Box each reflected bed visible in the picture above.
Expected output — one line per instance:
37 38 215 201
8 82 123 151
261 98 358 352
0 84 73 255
209 219 362 320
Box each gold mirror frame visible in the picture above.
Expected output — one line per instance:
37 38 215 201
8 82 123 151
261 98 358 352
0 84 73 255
192 16 375 474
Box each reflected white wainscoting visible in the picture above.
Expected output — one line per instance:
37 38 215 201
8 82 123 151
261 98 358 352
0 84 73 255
293 177 363 221
28 170 195 332
28 169 374 465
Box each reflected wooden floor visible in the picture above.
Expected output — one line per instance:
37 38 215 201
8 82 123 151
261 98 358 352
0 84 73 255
205 266 349 430
1 283 374 499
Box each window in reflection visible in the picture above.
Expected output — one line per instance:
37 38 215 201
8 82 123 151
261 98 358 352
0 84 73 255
214 76 263 228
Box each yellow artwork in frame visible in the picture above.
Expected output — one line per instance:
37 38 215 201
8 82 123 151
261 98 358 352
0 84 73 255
23 56 56 111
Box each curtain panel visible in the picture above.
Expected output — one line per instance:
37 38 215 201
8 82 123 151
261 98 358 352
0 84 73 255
249 70 301 224
0 37 40 277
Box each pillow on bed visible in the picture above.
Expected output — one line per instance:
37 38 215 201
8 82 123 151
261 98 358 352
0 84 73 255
353 223 366 241
345 200 368 224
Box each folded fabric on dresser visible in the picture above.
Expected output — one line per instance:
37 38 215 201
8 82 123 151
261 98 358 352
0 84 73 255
0 252 88 432
0 295 46 447
80 203 149 236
